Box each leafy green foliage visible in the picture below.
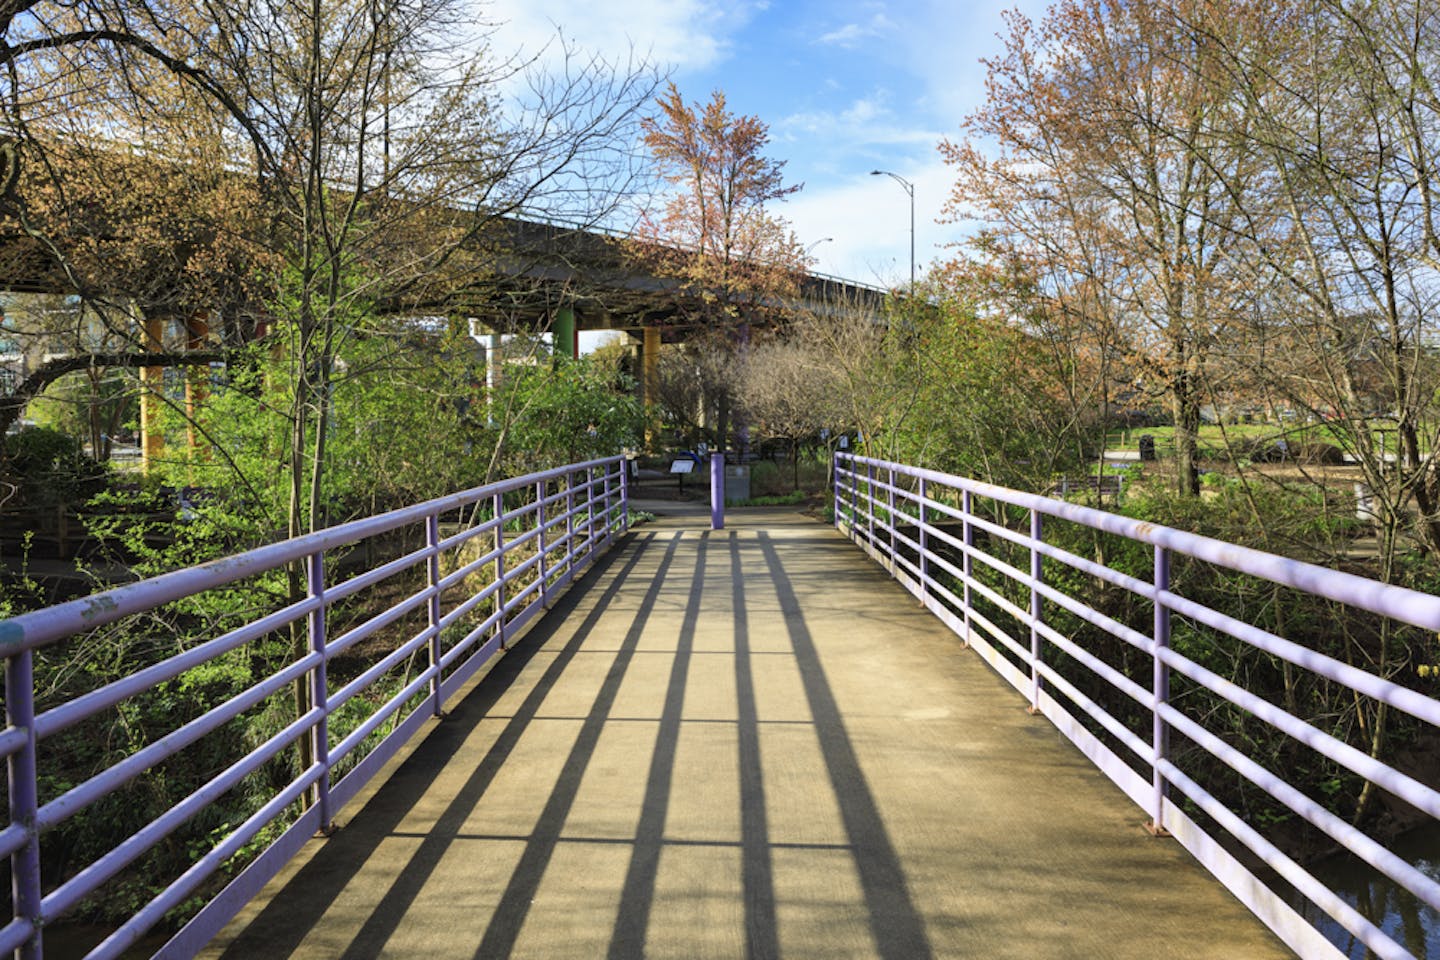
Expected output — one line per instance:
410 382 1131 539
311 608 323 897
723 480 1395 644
869 292 1080 487
493 356 642 475
2 424 109 507
944 476 1424 848
138 330 492 543
729 490 807 506
32 317 641 928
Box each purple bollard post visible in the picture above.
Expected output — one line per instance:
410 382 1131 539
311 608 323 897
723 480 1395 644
711 452 724 530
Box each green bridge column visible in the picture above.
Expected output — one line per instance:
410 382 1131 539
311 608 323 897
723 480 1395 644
554 307 576 359
643 325 660 448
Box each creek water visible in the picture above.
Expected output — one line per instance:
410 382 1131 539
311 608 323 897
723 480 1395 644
1299 823 1440 958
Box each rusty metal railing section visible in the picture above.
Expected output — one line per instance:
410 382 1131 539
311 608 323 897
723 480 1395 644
0 457 628 959
836 452 1439 960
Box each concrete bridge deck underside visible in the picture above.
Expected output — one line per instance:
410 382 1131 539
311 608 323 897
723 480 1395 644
201 506 1292 960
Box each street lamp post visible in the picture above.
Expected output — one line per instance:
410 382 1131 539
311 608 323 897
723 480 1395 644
870 170 914 291
805 236 834 262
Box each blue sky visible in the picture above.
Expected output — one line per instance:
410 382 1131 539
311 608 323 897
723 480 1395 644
487 0 1050 286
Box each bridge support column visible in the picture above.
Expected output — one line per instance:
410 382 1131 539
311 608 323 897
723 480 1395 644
554 307 577 360
184 315 210 457
485 332 502 426
140 315 166 474
642 325 660 448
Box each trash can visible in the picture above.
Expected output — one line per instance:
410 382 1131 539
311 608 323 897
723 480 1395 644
723 463 750 503
1138 434 1156 462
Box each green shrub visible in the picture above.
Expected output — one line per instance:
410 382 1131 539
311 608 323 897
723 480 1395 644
729 490 807 507
742 459 775 496
2 425 108 507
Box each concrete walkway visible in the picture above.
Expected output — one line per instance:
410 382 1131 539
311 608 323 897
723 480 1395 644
203 507 1292 960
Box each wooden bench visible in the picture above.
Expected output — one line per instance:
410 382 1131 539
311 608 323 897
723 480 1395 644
1050 475 1124 497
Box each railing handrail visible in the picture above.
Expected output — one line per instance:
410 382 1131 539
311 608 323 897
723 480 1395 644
839 452 1440 632
0 455 630 959
834 451 1440 960
0 456 622 656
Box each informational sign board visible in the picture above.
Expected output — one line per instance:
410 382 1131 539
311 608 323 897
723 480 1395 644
670 460 695 474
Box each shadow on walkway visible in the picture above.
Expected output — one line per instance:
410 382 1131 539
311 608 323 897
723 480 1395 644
205 511 1292 960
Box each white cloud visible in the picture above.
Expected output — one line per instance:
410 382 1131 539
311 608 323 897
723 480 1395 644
816 13 898 49
778 94 940 151
841 97 883 125
482 0 764 73
891 0 1052 121
818 23 864 46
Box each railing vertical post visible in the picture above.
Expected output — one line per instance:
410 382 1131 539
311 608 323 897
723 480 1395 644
918 477 929 608
494 491 508 650
7 649 43 960
1028 509 1043 714
620 457 631 534
536 481 549 609
566 470 576 580
961 489 973 649
866 460 876 548
306 550 333 832
833 452 843 531
1150 544 1172 836
585 466 596 567
887 465 897 574
602 461 614 545
425 514 444 716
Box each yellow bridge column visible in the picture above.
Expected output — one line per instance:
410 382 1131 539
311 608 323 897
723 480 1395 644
184 315 210 456
140 315 165 474
642 325 660 449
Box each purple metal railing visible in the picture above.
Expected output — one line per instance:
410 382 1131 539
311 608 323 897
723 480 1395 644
0 456 628 959
835 452 1440 960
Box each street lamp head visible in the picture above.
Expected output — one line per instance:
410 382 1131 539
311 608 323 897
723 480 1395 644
870 168 913 194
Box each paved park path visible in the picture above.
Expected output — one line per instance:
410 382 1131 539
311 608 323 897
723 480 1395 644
202 506 1292 960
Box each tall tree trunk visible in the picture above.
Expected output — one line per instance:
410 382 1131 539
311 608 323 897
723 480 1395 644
1172 365 1201 497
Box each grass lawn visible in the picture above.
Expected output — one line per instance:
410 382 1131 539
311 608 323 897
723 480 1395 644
1104 421 1410 457
1105 423 1280 455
